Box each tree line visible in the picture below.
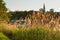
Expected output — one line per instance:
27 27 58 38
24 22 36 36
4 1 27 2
0 0 60 23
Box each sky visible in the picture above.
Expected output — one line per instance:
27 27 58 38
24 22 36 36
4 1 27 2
4 0 60 12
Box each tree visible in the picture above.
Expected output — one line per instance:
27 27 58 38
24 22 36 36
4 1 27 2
0 0 9 21
39 8 44 14
50 8 54 13
50 8 54 15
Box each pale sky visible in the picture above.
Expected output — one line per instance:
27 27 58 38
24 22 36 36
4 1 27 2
4 0 60 11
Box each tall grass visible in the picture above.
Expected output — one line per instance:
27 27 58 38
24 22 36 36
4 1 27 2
12 26 60 40
0 32 10 40
0 25 60 40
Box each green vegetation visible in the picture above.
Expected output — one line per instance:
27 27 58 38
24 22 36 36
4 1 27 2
0 0 11 21
0 0 60 40
0 25 60 40
0 32 10 40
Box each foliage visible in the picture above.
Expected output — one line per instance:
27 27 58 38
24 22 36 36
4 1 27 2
0 23 19 39
0 24 60 40
12 26 60 40
50 8 54 12
0 0 10 21
0 32 10 40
